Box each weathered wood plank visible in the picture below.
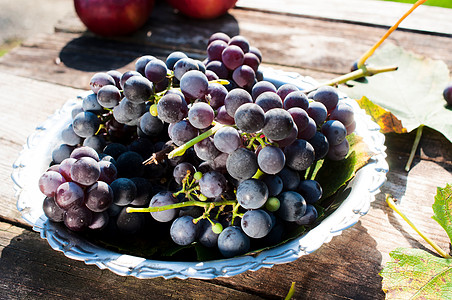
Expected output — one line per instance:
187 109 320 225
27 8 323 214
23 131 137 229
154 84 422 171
0 221 264 300
236 0 452 36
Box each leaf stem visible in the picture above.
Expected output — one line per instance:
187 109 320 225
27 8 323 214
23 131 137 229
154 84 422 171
168 122 225 158
405 124 424 172
126 199 237 213
385 194 451 259
284 282 296 300
305 65 398 93
356 0 428 68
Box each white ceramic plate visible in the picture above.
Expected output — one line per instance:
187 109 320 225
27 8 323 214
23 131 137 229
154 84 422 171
12 68 388 279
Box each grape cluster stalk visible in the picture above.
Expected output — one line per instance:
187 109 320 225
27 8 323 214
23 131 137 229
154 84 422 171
38 32 357 259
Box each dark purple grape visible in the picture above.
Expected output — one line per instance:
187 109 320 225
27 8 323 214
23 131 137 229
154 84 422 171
243 52 260 72
83 136 106 154
262 108 294 141
173 57 199 81
139 112 165 136
287 108 309 133
232 65 255 89
170 216 198 246
260 174 283 196
110 178 137 206
313 86 339 113
307 101 328 126
329 101 355 127
98 160 118 184
208 32 230 45
168 119 198 146
215 105 235 125
166 51 188 70
217 226 250 258
106 70 122 88
194 137 220 161
103 143 128 159
64 205 93 232
116 206 145 234
249 46 262 62
97 85 121 108
120 71 141 89
207 40 228 61
89 72 115 94
255 91 283 112
52 144 75 164
85 181 113 212
327 138 349 161
130 177 153 207
241 209 272 238
284 139 315 171
72 111 100 138
55 181 84 210
321 120 347 146
206 60 229 79
150 191 179 222
58 157 77 181
199 171 227 198
70 145 100 161
173 162 196 185
277 167 300 191
273 123 298 148
234 103 265 133
70 157 100 186
43 196 65 222
251 81 277 101
276 83 299 101
135 55 156 75
198 219 220 248
236 178 268 209
188 102 215 129
205 70 219 81
157 93 189 123
213 126 241 154
207 82 228 109
443 82 452 106
224 88 253 118
222 45 245 70
82 93 102 113
283 91 309 110
123 75 153 104
297 180 322 204
258 145 285 175
226 148 258 181
144 58 168 83
229 35 250 53
277 191 307 222
298 117 317 140
308 131 329 160
116 151 144 178
295 204 318 225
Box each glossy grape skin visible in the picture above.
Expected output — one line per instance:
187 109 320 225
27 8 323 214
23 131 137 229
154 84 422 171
307 101 328 126
123 75 153 104
89 211 110 230
149 191 179 222
208 32 230 45
206 82 228 109
106 70 122 88
173 162 196 185
168 120 198 146
287 107 309 132
38 171 67 197
297 180 323 204
226 148 258 181
243 52 260 72
277 191 307 222
64 205 93 232
165 51 188 70
213 126 241 154
443 82 452 106
70 157 101 186
98 160 117 185
173 57 199 81
70 146 100 161
120 70 141 89
188 102 215 129
206 60 229 79
85 181 113 212
217 226 250 258
110 178 137 206
207 40 228 61
82 93 102 113
234 103 265 133
260 174 283 196
241 209 272 238
144 59 168 83
329 101 355 127
72 111 100 138
283 91 309 110
295 204 318 225
232 65 256 89
276 83 299 101
251 81 277 101
180 70 209 101
257 145 285 175
262 108 294 141
215 105 235 125
199 171 227 198
89 72 115 94
273 123 298 148
194 136 220 161
313 85 339 113
221 45 245 70
229 35 250 53
134 55 155 75
236 178 269 209
321 120 347 146
170 216 199 246
43 196 65 222
97 85 121 109
297 117 317 140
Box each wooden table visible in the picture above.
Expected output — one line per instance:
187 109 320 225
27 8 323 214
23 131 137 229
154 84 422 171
1 1 451 298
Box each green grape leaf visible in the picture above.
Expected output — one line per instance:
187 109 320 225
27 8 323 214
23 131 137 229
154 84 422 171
380 247 452 299
432 184 452 243
356 96 407 134
340 43 452 143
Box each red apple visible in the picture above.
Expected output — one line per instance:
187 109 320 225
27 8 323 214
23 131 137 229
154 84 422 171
166 0 237 19
74 0 155 36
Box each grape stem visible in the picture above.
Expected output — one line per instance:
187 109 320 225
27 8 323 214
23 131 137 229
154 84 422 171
405 124 423 172
385 194 451 259
168 122 226 158
305 65 398 93
357 0 427 68
126 199 237 213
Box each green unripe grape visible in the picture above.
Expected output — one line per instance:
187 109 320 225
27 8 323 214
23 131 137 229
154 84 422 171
265 197 280 212
150 103 158 116
194 171 203 181
212 222 223 234
198 194 208 201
